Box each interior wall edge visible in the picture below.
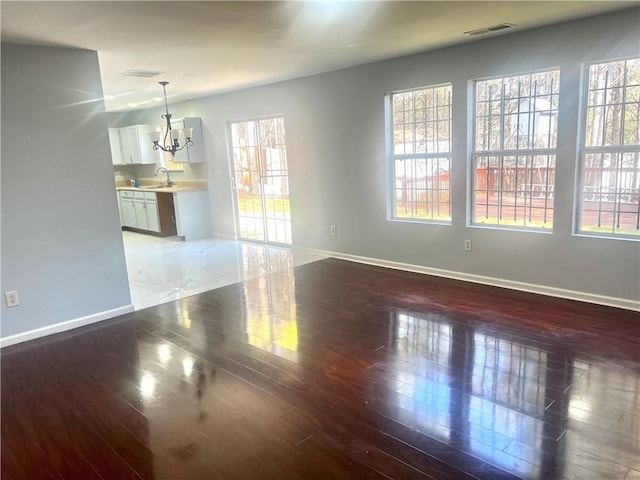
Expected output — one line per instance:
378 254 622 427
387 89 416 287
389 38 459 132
0 304 135 348
292 246 640 312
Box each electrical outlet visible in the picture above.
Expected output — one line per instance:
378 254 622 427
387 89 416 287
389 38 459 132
330 225 337 236
4 290 19 308
464 239 472 251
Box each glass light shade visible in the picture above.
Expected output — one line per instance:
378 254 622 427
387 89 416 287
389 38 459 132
183 128 193 139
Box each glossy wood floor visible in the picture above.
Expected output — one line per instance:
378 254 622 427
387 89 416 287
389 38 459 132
2 258 639 480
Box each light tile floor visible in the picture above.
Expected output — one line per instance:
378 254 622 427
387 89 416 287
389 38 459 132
122 231 326 310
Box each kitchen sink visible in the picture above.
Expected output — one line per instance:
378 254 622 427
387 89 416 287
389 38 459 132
137 185 167 189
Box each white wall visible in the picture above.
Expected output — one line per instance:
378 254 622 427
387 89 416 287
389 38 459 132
123 9 639 307
1 44 132 343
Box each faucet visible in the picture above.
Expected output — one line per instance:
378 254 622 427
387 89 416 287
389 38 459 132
155 167 174 187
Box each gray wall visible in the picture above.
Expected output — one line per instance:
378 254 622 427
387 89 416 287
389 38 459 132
1 44 131 339
125 8 640 304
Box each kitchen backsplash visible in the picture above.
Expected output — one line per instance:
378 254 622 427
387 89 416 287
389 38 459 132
114 160 207 185
114 178 208 188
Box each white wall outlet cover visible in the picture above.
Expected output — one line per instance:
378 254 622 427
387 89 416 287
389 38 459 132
4 291 19 308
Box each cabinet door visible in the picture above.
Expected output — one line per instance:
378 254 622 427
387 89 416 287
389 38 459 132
135 125 157 164
120 198 137 227
109 128 124 165
111 125 157 165
120 127 139 164
133 200 148 230
144 193 160 232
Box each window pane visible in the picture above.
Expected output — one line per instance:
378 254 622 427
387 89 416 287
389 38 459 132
475 71 559 154
584 58 640 148
473 154 554 228
472 69 559 229
579 151 640 236
395 157 451 221
390 84 452 223
578 58 640 237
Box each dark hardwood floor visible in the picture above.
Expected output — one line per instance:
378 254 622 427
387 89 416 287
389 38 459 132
2 258 639 479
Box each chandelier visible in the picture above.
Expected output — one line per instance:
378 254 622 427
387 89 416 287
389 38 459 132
150 81 194 156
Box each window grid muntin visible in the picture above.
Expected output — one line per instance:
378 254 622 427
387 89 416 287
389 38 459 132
472 70 559 230
390 84 452 223
577 58 640 238
578 147 640 235
230 117 292 245
474 151 555 228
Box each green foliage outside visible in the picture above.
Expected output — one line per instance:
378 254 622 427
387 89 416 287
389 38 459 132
238 195 290 216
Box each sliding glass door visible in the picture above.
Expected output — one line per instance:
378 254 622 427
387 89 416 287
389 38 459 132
229 116 292 245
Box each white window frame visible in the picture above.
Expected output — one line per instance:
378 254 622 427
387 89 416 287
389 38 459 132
575 56 640 240
386 83 453 224
471 68 560 232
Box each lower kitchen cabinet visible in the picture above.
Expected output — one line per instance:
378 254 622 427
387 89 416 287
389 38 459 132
133 195 152 230
120 191 137 228
119 190 177 236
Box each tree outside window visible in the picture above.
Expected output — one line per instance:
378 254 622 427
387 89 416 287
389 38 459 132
389 84 453 223
577 58 640 238
472 70 560 230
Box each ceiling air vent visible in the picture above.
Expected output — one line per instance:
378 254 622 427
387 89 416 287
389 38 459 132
464 23 515 37
119 69 165 78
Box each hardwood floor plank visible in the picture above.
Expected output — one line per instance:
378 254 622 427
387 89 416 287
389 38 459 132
2 258 639 480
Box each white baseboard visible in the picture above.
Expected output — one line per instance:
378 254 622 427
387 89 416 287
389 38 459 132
295 247 640 312
1 304 135 348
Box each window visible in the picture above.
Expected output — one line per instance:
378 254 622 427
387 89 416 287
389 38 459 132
577 57 640 238
389 84 452 223
472 70 560 229
154 123 185 172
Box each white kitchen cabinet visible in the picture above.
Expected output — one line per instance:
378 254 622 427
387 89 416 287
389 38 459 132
133 194 149 230
119 191 160 232
108 128 124 165
116 125 157 164
133 191 160 232
143 192 160 232
169 117 204 164
120 191 137 227
119 188 208 239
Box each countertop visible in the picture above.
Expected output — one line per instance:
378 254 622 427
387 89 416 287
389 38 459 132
117 185 205 193
116 180 208 194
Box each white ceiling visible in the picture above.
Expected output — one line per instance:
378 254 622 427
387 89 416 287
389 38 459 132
1 1 637 111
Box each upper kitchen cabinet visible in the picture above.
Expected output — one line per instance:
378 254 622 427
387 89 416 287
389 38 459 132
120 125 157 164
108 128 124 166
170 117 204 164
110 125 157 165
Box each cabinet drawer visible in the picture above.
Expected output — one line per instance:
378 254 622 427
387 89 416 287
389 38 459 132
143 192 157 201
120 190 134 199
